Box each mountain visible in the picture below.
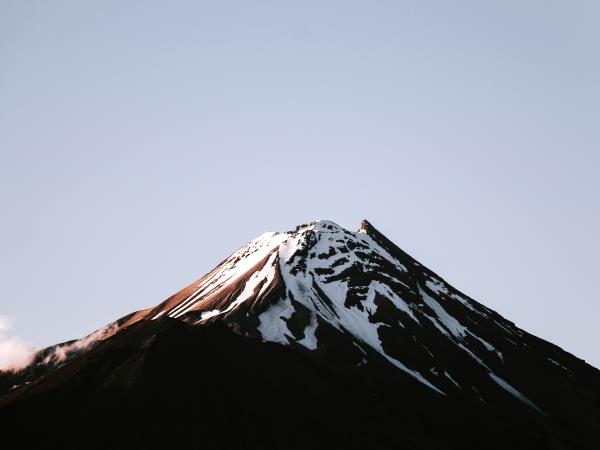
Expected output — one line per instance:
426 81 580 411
1 219 599 450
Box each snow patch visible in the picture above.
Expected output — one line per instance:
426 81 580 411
420 287 502 365
488 373 547 416
257 297 294 345
168 232 287 318
297 313 319 350
547 357 572 374
444 371 462 389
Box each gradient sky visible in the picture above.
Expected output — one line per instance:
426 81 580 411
1 1 599 368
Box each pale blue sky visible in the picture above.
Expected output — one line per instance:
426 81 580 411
1 1 599 367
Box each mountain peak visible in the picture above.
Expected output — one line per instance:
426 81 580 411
4 219 600 450
292 219 344 234
358 218 374 234
117 217 519 396
311 219 343 230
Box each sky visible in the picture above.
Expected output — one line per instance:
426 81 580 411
0 1 599 369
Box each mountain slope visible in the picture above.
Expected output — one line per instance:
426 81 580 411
1 219 599 450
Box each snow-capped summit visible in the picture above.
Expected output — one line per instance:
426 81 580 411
112 219 591 403
2 219 600 450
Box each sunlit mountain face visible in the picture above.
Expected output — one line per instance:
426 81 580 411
2 220 599 450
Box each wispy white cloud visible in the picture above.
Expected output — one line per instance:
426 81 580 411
0 315 13 333
0 315 36 372
41 323 117 366
0 315 117 372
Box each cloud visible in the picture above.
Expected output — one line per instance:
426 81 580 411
0 315 118 372
41 323 117 366
0 315 13 333
0 336 36 371
0 315 36 372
